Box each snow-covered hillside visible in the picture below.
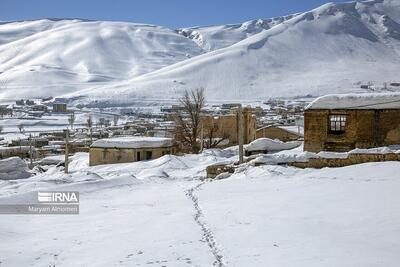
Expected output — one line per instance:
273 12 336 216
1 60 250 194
0 19 204 99
75 0 400 105
176 15 299 51
1 0 400 103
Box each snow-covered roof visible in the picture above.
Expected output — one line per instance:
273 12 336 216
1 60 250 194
306 93 400 110
256 125 304 136
91 137 173 149
278 126 304 136
0 156 32 180
245 138 301 152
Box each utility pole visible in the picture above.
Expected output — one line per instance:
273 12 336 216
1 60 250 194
87 115 93 143
238 105 244 164
29 133 33 169
200 124 204 152
64 129 69 174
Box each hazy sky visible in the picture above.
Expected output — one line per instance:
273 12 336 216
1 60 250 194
1 0 351 28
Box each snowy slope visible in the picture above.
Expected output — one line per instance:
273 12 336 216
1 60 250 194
2 0 400 103
73 0 400 104
0 19 204 99
176 15 299 51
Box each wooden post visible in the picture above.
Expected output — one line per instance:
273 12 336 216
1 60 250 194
238 105 244 164
200 124 204 152
64 129 69 174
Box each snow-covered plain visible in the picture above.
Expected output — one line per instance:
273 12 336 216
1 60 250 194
0 146 399 266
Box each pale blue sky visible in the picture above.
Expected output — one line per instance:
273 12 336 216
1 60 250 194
1 0 351 28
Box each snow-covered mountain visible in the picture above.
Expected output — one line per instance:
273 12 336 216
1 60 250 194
0 19 204 99
176 14 299 51
1 0 400 103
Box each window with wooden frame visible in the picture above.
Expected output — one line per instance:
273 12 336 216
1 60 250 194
329 115 347 133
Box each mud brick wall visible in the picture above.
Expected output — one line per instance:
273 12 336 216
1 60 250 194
304 109 400 153
256 126 302 142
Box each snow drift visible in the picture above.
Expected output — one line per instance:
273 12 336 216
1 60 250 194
245 138 301 153
0 157 31 180
306 92 400 109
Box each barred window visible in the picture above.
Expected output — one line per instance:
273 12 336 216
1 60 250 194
329 115 346 133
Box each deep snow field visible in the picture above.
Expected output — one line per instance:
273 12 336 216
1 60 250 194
0 146 399 266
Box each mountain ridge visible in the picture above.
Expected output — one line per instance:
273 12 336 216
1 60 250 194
1 0 400 103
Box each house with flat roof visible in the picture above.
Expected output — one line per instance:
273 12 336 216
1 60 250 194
52 103 67 113
89 136 175 166
199 107 256 147
256 125 303 142
304 93 400 152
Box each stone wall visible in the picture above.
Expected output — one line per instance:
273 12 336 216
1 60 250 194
304 109 400 152
289 153 400 168
206 164 235 178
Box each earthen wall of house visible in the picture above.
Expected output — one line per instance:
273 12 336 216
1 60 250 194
256 126 302 142
89 146 174 166
199 107 256 146
304 109 400 152
53 103 67 113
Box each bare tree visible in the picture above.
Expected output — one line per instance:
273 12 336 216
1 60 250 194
174 88 205 154
113 114 119 126
97 118 105 128
68 113 75 129
202 122 229 149
87 115 93 128
17 124 24 133
104 119 111 128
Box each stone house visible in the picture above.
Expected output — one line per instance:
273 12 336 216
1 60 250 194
0 105 12 117
0 146 34 159
89 136 175 166
32 104 48 112
256 125 303 142
11 137 49 148
52 103 67 113
304 93 400 152
199 107 256 146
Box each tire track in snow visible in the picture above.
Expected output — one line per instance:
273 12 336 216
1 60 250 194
186 182 226 267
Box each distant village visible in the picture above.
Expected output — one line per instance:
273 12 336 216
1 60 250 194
1 88 400 176
0 94 307 169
